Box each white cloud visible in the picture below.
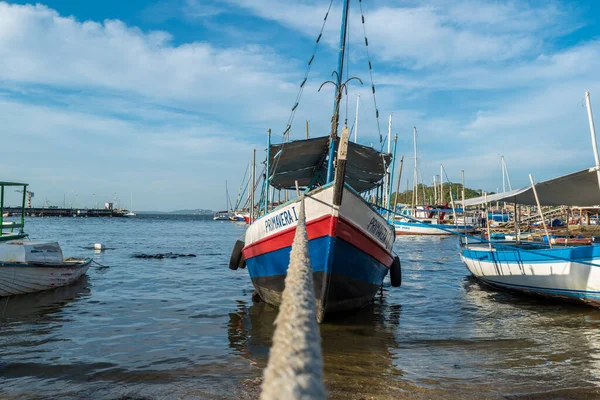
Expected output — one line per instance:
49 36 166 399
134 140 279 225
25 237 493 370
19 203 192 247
224 0 576 67
2 0 600 208
0 2 299 122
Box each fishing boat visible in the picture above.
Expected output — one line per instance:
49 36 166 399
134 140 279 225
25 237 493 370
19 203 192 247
229 0 401 322
459 91 600 307
0 182 91 297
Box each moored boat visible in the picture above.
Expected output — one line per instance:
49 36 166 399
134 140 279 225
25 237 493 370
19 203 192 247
459 91 600 307
230 0 401 322
0 181 91 296
213 211 230 221
242 181 396 321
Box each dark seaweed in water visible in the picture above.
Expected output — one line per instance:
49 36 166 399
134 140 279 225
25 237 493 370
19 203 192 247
1 215 600 399
133 252 196 259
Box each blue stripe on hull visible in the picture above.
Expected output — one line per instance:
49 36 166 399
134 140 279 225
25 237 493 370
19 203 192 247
246 235 388 286
478 276 600 303
461 245 600 265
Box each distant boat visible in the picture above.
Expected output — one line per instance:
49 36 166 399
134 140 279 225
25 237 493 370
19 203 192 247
124 192 136 217
394 205 476 235
229 213 246 222
0 181 91 296
213 211 230 221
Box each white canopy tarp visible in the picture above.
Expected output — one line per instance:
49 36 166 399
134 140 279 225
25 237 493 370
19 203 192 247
461 167 600 207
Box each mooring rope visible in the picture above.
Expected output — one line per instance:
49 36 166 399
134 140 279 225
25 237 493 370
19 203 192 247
260 197 326 400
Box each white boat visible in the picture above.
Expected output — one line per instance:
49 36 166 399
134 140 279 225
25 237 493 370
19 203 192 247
0 181 91 297
395 218 476 235
394 206 476 235
0 240 91 296
213 211 230 221
459 91 600 307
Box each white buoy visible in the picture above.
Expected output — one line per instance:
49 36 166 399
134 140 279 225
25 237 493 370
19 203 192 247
94 243 105 250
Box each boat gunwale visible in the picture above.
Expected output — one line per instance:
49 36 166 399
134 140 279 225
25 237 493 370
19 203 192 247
0 257 93 269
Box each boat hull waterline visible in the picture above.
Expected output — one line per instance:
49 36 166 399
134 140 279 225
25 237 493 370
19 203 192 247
243 184 395 321
461 244 600 306
0 259 92 296
395 220 476 235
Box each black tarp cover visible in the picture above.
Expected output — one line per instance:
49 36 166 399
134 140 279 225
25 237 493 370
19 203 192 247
268 136 391 192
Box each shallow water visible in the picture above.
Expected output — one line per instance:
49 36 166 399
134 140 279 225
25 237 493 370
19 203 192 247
1 215 600 399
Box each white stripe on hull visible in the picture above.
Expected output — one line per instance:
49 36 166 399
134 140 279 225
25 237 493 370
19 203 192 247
245 185 394 252
0 261 91 296
395 224 475 235
461 248 600 301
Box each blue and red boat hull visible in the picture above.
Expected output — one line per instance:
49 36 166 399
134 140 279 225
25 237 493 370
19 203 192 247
242 186 395 321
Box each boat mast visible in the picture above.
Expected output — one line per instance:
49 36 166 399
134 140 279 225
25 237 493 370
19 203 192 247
354 94 360 143
440 164 444 204
251 149 256 222
326 0 351 183
264 128 271 214
412 127 417 211
501 155 506 193
225 180 230 212
384 114 392 207
585 91 600 190
387 133 398 220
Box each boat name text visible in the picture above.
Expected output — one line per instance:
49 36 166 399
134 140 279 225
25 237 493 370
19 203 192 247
264 207 298 233
367 217 393 248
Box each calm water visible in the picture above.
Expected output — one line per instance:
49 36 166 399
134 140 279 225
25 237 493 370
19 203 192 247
1 215 600 399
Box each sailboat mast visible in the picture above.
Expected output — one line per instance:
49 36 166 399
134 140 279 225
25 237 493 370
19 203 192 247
585 92 600 190
440 164 444 204
412 127 417 209
326 0 351 183
501 155 506 193
225 180 230 212
354 94 360 143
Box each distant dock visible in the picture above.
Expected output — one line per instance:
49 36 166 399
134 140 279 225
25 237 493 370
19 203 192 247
3 207 131 218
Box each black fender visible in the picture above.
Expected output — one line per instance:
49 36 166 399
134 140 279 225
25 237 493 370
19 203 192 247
390 256 401 287
229 240 245 270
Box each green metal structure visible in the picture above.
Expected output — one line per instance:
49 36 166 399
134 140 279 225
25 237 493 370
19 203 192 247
0 181 28 241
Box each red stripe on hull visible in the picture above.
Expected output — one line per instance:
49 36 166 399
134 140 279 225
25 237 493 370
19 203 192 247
337 217 393 267
243 215 393 267
242 215 331 259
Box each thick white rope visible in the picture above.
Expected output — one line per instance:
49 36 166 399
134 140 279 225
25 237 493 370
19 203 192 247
260 197 326 400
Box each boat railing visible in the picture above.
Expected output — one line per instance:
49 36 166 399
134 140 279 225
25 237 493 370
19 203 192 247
0 181 28 239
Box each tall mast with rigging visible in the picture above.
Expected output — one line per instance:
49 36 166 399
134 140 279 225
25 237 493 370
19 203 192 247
326 0 351 183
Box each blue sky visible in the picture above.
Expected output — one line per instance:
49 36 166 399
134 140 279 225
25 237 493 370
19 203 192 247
1 0 600 210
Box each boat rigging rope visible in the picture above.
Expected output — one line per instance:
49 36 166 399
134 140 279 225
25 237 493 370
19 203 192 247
359 0 382 146
92 259 110 269
282 0 335 141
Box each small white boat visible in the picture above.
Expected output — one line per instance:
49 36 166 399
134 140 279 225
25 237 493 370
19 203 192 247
0 241 91 296
213 211 230 221
394 206 476 235
394 218 476 235
0 181 91 296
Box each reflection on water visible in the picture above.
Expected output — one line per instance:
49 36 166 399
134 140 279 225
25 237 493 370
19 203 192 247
228 296 411 399
1 217 600 399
